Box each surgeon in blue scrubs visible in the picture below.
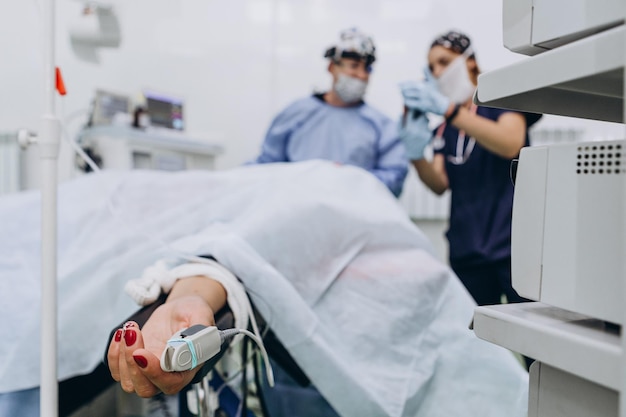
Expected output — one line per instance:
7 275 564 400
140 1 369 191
252 28 408 197
399 31 542 306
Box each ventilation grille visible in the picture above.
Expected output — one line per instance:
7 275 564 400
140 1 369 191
576 143 625 175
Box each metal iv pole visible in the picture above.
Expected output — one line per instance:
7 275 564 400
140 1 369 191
40 0 61 415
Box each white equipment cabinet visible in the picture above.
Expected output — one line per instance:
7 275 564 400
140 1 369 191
504 0 625 55
472 2 626 416
78 125 224 172
511 141 625 324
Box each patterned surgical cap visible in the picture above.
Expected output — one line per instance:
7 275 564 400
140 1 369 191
431 30 473 55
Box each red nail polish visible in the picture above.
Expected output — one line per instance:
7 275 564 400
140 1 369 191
133 355 148 368
114 329 122 342
124 329 137 346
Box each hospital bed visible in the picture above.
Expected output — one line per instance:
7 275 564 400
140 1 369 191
0 161 529 417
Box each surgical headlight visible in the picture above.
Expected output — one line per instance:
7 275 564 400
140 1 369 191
324 27 376 72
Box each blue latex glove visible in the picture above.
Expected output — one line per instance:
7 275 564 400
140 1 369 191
399 69 450 116
398 113 432 160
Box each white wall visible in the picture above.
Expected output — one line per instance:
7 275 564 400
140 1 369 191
2 0 624 203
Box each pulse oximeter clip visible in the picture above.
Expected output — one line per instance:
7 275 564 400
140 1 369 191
160 324 275 387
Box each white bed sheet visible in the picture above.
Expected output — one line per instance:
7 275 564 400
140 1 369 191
0 160 527 416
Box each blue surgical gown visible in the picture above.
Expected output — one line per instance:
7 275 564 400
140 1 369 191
253 95 408 197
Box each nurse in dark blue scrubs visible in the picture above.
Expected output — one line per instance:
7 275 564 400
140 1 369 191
399 30 542 306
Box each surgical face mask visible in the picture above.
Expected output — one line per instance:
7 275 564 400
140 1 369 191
334 73 368 104
435 51 475 104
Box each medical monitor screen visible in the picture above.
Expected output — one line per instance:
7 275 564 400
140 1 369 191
145 91 184 131
91 90 130 126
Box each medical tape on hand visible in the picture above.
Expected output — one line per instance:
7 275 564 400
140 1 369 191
168 261 249 331
125 258 266 357
167 260 265 356
125 259 250 330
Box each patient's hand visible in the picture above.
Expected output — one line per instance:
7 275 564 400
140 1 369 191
107 295 216 397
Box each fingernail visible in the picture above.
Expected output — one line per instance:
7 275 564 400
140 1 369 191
114 329 122 342
123 321 134 329
124 329 137 346
133 355 148 368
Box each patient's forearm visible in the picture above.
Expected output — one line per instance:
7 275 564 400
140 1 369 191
166 276 227 314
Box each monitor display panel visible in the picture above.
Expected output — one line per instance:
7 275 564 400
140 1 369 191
144 91 184 131
90 89 131 126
